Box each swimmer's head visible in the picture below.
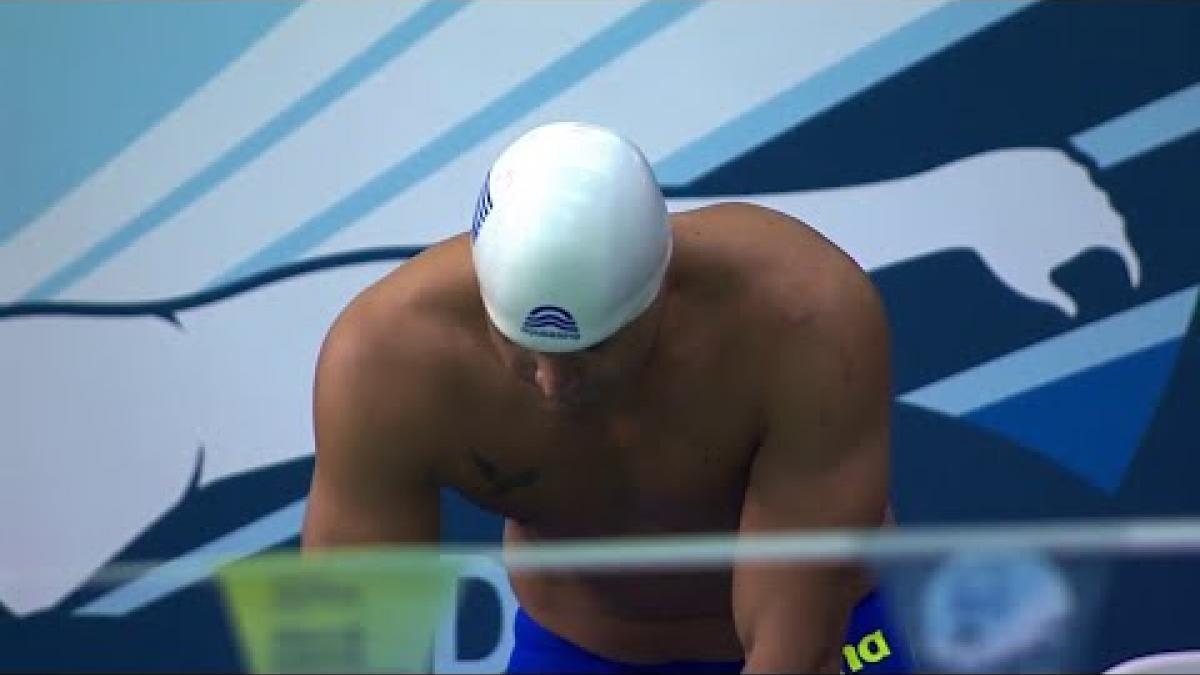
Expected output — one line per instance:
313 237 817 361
471 122 672 407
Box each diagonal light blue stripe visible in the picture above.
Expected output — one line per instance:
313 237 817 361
74 499 307 617
0 1 298 245
1071 81 1200 170
900 285 1199 416
24 1 467 302
653 0 1037 186
213 0 700 287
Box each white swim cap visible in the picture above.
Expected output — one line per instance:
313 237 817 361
471 122 672 353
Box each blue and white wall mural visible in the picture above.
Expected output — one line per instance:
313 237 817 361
2 2 1197 671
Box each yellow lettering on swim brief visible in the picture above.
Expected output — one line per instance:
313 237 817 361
858 629 892 663
843 643 864 672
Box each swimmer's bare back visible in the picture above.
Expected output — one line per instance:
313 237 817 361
304 202 892 668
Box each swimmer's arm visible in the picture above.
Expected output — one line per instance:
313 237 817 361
303 317 442 549
734 277 891 673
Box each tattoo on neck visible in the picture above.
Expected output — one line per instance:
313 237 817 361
470 449 540 495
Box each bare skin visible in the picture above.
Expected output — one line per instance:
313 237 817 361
303 202 892 672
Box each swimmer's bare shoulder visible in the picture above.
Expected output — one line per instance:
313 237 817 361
674 200 888 384
676 200 884 362
303 235 479 551
689 202 891 518
680 202 892 669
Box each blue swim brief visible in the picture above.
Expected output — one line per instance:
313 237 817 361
506 590 914 673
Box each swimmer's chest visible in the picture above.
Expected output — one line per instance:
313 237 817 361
447 398 759 537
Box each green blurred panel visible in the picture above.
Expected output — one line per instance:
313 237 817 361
217 550 461 674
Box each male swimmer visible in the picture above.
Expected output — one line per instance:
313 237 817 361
303 122 912 673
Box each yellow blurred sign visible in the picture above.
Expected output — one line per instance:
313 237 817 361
216 550 460 674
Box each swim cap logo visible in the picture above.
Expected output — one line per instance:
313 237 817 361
521 305 580 341
470 171 493 242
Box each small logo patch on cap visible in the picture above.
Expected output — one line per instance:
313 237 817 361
471 171 493 242
521 305 580 341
